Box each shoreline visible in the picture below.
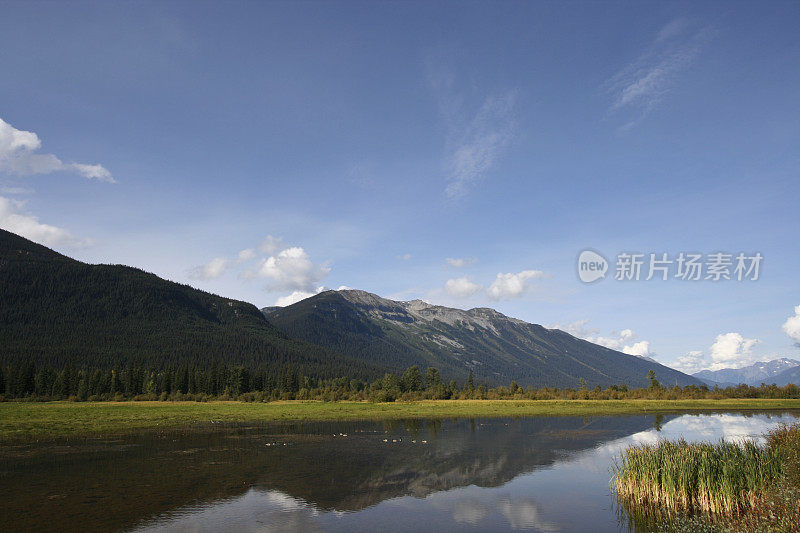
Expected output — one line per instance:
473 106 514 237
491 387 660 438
2 398 800 441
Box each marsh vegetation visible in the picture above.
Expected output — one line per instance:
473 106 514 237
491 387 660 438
613 424 800 532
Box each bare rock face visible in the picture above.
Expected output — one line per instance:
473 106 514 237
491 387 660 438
336 289 524 335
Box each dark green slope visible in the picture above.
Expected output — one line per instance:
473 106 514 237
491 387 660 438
0 229 377 379
265 289 704 389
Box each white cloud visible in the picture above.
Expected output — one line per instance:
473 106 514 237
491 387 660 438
708 332 760 370
69 163 113 182
397 253 412 261
656 18 690 43
674 350 706 374
274 287 324 307
445 93 516 199
550 319 656 360
213 236 331 294
0 186 34 195
189 257 228 280
551 319 595 339
444 277 482 298
426 54 516 199
592 328 636 350
487 270 546 300
445 257 477 268
623 340 652 358
675 332 763 374
782 305 800 344
0 117 115 182
258 235 287 255
0 195 91 248
252 246 329 292
605 23 711 129
236 248 256 263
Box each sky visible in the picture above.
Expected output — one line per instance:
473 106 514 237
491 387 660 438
1 0 798 374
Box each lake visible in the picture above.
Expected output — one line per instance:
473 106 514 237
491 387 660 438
1 411 797 532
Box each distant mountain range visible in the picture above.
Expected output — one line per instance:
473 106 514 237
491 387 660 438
693 359 800 387
263 289 703 388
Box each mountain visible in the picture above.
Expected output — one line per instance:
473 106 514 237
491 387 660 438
0 229 377 379
692 358 800 387
263 289 703 388
762 366 800 387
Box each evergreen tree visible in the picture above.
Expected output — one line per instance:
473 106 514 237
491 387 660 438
187 367 197 394
647 370 660 390
110 368 120 394
425 367 441 390
34 367 50 396
51 370 67 398
88 369 102 396
17 362 35 397
76 373 89 400
447 379 458 398
382 373 401 401
401 365 422 392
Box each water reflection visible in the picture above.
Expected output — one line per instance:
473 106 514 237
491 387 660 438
0 412 796 532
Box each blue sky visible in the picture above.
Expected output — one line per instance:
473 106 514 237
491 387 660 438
1 1 798 373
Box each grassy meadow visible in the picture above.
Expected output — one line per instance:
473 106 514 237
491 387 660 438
2 398 800 441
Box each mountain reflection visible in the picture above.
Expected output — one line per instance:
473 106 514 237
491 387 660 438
3 413 795 532
0 415 657 532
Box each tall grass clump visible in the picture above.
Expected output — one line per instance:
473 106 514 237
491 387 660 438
614 423 800 532
613 438 783 516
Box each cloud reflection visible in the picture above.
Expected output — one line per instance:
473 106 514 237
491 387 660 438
133 488 322 533
130 413 798 532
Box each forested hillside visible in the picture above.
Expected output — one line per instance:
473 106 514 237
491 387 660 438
0 229 379 388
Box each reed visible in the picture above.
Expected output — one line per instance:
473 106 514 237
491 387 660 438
612 438 784 516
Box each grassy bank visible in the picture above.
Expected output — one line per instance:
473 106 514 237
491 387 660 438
613 424 800 532
1 398 800 441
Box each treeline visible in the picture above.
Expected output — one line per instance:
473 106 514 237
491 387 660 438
0 361 338 402
1 364 799 402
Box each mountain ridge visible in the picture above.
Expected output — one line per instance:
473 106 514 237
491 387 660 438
264 289 703 388
693 358 800 387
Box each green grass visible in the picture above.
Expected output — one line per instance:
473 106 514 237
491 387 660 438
2 398 800 441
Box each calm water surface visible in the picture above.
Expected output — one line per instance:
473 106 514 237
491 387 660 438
1 411 797 532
